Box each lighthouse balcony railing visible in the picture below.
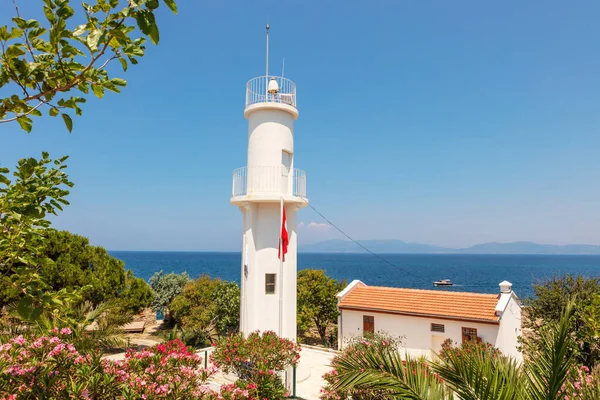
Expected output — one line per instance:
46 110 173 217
232 166 306 198
246 76 296 108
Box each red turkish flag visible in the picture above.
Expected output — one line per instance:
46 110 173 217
278 203 288 262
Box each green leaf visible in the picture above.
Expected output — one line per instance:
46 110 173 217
49 108 59 117
12 17 27 29
111 78 127 86
136 10 151 35
102 81 120 93
17 297 33 320
119 57 128 71
147 12 159 44
73 24 87 36
5 44 26 59
62 113 73 132
164 0 178 14
149 23 159 45
43 6 56 23
109 0 119 7
10 27 24 39
29 307 42 322
16 116 32 133
92 83 104 98
56 5 75 19
86 29 102 51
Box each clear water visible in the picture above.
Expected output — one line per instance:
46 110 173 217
110 251 600 299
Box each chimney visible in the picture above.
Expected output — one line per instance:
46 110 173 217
499 280 512 294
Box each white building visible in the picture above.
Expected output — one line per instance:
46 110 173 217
230 30 307 342
337 280 522 361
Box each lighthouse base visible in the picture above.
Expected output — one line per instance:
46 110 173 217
238 202 301 342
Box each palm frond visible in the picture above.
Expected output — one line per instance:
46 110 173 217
524 300 576 400
431 346 523 400
332 342 451 400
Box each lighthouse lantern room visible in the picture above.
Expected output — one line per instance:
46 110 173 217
230 26 307 342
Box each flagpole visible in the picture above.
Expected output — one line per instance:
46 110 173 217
279 197 284 338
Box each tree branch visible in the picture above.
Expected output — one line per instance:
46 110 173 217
21 19 125 103
0 102 44 123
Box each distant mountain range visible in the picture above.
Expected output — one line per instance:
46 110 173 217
300 240 600 255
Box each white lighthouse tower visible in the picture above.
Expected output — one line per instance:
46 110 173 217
231 26 307 341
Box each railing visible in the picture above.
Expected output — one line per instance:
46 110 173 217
232 166 307 198
246 76 296 108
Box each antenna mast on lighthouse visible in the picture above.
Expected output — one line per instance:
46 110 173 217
265 24 270 79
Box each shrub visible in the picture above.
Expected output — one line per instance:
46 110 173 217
149 270 190 318
438 337 502 362
321 333 404 400
563 365 600 400
212 331 301 400
169 275 240 347
0 330 120 399
101 338 216 398
524 274 600 367
0 332 223 399
297 269 346 345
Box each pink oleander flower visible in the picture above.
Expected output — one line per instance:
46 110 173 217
12 335 26 345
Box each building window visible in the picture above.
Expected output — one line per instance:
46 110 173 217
462 327 478 343
431 323 445 333
363 315 374 336
265 273 276 294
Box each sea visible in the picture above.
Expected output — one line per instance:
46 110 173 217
109 252 600 299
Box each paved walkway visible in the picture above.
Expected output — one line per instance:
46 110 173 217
295 346 336 399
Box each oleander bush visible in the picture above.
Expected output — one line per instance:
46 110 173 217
563 365 600 400
212 330 301 400
0 330 252 399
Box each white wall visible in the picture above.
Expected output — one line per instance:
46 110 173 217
496 295 523 361
340 309 500 359
238 191 299 342
247 109 295 168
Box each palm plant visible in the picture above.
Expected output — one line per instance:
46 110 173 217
65 301 133 353
325 338 451 400
433 342 524 400
0 299 133 353
324 302 577 400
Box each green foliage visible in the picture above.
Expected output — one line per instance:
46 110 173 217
34 229 126 305
297 269 346 344
438 337 502 363
212 331 301 400
0 335 217 399
522 302 577 400
322 333 450 400
0 153 76 322
564 365 600 400
2 227 151 317
149 270 189 315
434 340 524 400
0 0 178 132
524 274 600 367
0 153 72 271
322 304 579 400
115 270 154 315
169 275 240 347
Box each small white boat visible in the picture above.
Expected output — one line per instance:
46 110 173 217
433 279 454 287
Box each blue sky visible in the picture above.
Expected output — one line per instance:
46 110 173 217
2 1 599 250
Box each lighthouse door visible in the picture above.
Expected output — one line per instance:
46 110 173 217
281 151 292 194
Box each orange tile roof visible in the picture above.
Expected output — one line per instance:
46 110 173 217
339 285 500 324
